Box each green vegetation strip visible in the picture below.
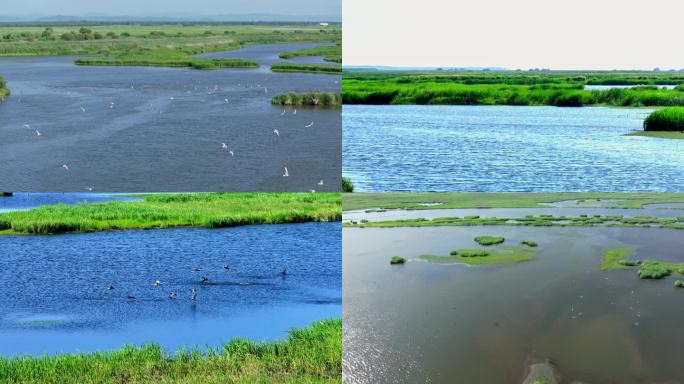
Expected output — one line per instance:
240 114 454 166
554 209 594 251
601 246 684 280
75 48 258 70
344 214 684 229
279 44 341 63
0 318 341 384
0 75 8 98
626 131 684 140
342 192 684 211
421 245 536 265
271 62 341 74
343 72 684 107
390 256 406 265
272 92 341 107
0 193 341 235
474 236 505 245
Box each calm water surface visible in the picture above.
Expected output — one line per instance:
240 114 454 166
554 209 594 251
0 43 340 192
0 222 341 355
344 224 684 383
343 105 684 192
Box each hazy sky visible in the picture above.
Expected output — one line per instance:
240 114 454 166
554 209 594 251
344 0 683 70
4 0 340 17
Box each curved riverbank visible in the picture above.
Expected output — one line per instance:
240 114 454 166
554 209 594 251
0 318 341 384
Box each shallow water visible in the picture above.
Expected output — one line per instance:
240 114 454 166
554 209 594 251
0 43 340 192
0 222 341 355
0 192 141 213
344 224 684 383
343 105 684 192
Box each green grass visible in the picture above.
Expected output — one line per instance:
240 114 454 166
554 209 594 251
279 44 341 63
600 247 635 270
390 256 406 265
344 213 684 230
271 62 341 75
626 131 684 140
342 192 684 211
75 47 258 69
271 93 341 107
521 240 538 247
0 23 340 70
474 236 505 246
0 75 8 98
638 262 672 279
421 245 536 265
0 193 341 235
0 318 341 384
341 178 354 193
601 247 684 281
343 71 684 107
642 107 684 131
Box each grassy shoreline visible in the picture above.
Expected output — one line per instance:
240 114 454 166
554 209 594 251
342 192 684 211
75 54 258 70
0 193 341 235
279 44 341 63
343 72 684 107
0 75 9 99
626 131 684 140
272 92 341 107
271 62 341 74
0 318 342 384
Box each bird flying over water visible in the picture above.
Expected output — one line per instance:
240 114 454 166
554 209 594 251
318 180 324 186
80 106 86 113
23 124 30 129
228 150 234 157
85 187 93 191
281 268 287 276
107 283 114 290
62 164 69 171
35 130 41 136
190 288 198 301
280 110 286 116
305 121 314 128
283 167 289 177
154 280 161 287
221 142 228 149
273 129 279 137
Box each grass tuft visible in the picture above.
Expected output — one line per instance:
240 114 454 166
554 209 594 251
474 236 505 246
643 107 684 131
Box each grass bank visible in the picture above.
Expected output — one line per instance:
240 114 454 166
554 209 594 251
279 44 341 63
272 92 341 107
642 107 684 131
626 131 684 140
342 192 684 211
0 318 342 384
0 192 341 235
75 47 258 69
271 62 341 75
343 72 684 107
345 214 684 230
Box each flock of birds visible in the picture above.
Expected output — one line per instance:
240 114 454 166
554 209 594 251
18 76 333 192
107 265 290 302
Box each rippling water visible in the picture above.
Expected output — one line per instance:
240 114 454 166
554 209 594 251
343 105 684 192
0 222 341 355
344 224 684 383
0 43 340 192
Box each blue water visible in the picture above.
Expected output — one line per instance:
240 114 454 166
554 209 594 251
343 105 684 192
0 192 141 212
0 222 341 355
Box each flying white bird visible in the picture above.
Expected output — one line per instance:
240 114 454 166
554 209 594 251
280 110 286 116
264 88 268 93
62 164 69 171
80 106 86 113
228 150 234 157
35 130 41 136
224 98 229 103
169 96 175 100
318 180 324 186
293 109 297 115
283 167 289 177
310 189 316 193
305 121 314 128
273 129 279 137
23 124 30 129
85 187 93 191
221 143 228 149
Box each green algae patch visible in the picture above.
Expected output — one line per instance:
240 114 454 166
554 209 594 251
421 245 536 265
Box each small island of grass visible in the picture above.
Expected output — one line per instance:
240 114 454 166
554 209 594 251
626 107 684 140
279 44 341 63
474 236 505 246
521 240 538 247
271 62 341 74
272 92 341 107
0 192 341 235
601 247 684 280
0 318 341 384
421 245 536 265
75 48 259 70
638 262 672 280
390 256 406 264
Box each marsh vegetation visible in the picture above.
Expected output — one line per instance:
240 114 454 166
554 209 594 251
0 193 341 235
0 318 341 384
642 107 684 131
271 92 341 107
279 44 341 63
343 72 684 107
271 62 341 74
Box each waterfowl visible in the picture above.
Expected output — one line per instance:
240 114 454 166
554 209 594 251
281 268 287 276
154 280 161 286
201 276 209 283
169 292 177 299
190 288 198 301
127 295 136 300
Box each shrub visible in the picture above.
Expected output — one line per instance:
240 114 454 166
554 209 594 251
638 262 672 279
342 177 354 193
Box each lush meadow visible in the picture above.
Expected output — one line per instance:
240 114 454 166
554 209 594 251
343 71 684 107
0 318 342 384
0 192 341 235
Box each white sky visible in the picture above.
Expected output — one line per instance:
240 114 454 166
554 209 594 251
343 0 684 70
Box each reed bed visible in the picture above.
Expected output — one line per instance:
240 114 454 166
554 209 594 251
0 192 341 235
0 318 342 384
643 107 684 131
271 62 341 74
279 44 342 63
271 92 341 106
